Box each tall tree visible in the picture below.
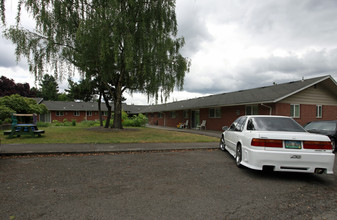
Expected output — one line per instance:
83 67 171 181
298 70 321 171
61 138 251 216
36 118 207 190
1 0 190 129
39 74 59 101
66 78 95 102
0 75 35 97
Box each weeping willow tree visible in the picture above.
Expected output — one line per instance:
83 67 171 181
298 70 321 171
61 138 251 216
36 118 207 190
0 0 190 129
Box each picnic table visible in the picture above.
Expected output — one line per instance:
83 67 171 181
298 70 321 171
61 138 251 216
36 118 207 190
3 113 45 138
4 124 45 138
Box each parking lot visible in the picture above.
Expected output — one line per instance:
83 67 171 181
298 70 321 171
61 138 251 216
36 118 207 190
1 149 336 220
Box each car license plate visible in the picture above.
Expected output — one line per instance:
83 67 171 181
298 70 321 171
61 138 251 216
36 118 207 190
285 140 302 149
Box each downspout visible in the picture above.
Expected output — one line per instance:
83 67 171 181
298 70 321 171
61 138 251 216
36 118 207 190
261 103 272 115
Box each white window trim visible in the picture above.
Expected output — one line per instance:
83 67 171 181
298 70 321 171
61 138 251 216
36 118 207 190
316 105 322 118
74 111 80 116
290 104 300 118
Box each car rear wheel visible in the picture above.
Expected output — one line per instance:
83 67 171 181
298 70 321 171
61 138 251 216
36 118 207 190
235 144 243 168
219 136 225 151
332 138 336 153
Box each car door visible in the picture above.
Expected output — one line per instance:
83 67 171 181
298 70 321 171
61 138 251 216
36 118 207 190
225 117 247 152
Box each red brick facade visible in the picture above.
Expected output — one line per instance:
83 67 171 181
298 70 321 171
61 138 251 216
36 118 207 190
146 103 337 131
50 111 108 123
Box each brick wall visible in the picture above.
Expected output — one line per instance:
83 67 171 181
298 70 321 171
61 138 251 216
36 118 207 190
51 111 107 123
146 103 337 131
274 103 337 126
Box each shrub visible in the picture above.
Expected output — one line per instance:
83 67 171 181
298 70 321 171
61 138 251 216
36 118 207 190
0 105 13 121
122 113 148 127
52 120 63 126
72 120 76 126
37 122 50 127
78 120 99 127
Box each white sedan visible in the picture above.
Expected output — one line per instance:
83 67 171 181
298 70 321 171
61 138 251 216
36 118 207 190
219 115 335 174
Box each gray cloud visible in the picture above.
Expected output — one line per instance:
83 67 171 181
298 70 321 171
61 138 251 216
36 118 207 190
176 0 213 56
176 0 337 96
183 48 337 94
0 33 29 69
239 0 337 49
0 38 17 68
234 48 337 90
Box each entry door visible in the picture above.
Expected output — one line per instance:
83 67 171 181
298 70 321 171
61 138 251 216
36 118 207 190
191 110 200 128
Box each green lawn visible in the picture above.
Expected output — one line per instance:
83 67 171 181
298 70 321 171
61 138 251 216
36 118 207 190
1 126 218 144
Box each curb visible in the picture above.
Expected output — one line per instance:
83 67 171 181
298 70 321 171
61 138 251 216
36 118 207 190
0 142 219 157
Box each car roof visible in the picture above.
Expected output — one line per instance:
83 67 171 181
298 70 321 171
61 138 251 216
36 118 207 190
245 115 292 119
307 120 337 123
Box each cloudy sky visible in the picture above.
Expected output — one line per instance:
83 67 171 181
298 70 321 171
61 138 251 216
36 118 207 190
1 0 337 104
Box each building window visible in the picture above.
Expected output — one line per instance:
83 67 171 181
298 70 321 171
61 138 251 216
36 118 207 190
87 111 92 116
209 108 221 118
170 111 176 118
290 104 300 118
158 112 163 118
74 111 80 116
246 105 258 115
316 105 322 118
183 110 189 118
56 111 64 116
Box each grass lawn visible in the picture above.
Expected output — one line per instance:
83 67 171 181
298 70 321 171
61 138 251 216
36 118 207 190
1 126 218 144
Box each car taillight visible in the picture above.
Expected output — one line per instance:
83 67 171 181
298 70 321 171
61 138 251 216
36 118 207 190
303 141 332 150
251 138 283 148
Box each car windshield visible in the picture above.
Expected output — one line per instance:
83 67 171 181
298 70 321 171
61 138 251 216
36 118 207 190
304 121 336 132
249 117 306 132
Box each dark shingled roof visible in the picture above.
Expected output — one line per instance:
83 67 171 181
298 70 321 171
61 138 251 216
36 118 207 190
43 101 109 111
42 101 148 114
124 105 149 114
141 75 337 113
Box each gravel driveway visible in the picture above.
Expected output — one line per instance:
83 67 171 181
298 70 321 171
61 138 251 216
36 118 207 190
1 149 336 219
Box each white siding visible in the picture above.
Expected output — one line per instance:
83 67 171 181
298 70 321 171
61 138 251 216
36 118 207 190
280 84 337 105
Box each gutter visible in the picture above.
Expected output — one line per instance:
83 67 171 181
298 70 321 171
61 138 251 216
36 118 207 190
261 103 272 115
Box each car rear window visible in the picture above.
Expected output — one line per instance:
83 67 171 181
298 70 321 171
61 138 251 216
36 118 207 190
250 117 305 132
304 121 336 132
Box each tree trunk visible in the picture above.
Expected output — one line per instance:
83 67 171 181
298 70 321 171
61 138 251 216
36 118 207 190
102 92 112 128
112 80 123 129
98 92 103 127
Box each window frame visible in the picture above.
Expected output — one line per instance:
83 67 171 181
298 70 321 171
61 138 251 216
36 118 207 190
87 111 92 116
209 108 221 118
55 111 64 116
245 105 258 115
183 110 189 119
316 105 322 118
74 111 80 116
290 104 300 118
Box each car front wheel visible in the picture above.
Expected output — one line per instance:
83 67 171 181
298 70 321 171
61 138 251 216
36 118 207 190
219 136 225 151
235 144 243 168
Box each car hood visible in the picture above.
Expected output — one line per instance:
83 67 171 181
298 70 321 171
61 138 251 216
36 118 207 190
254 131 330 142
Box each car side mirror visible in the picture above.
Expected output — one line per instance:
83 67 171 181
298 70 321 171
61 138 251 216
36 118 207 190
222 126 228 131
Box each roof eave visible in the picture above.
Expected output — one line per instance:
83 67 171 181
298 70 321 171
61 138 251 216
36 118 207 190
273 75 332 103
